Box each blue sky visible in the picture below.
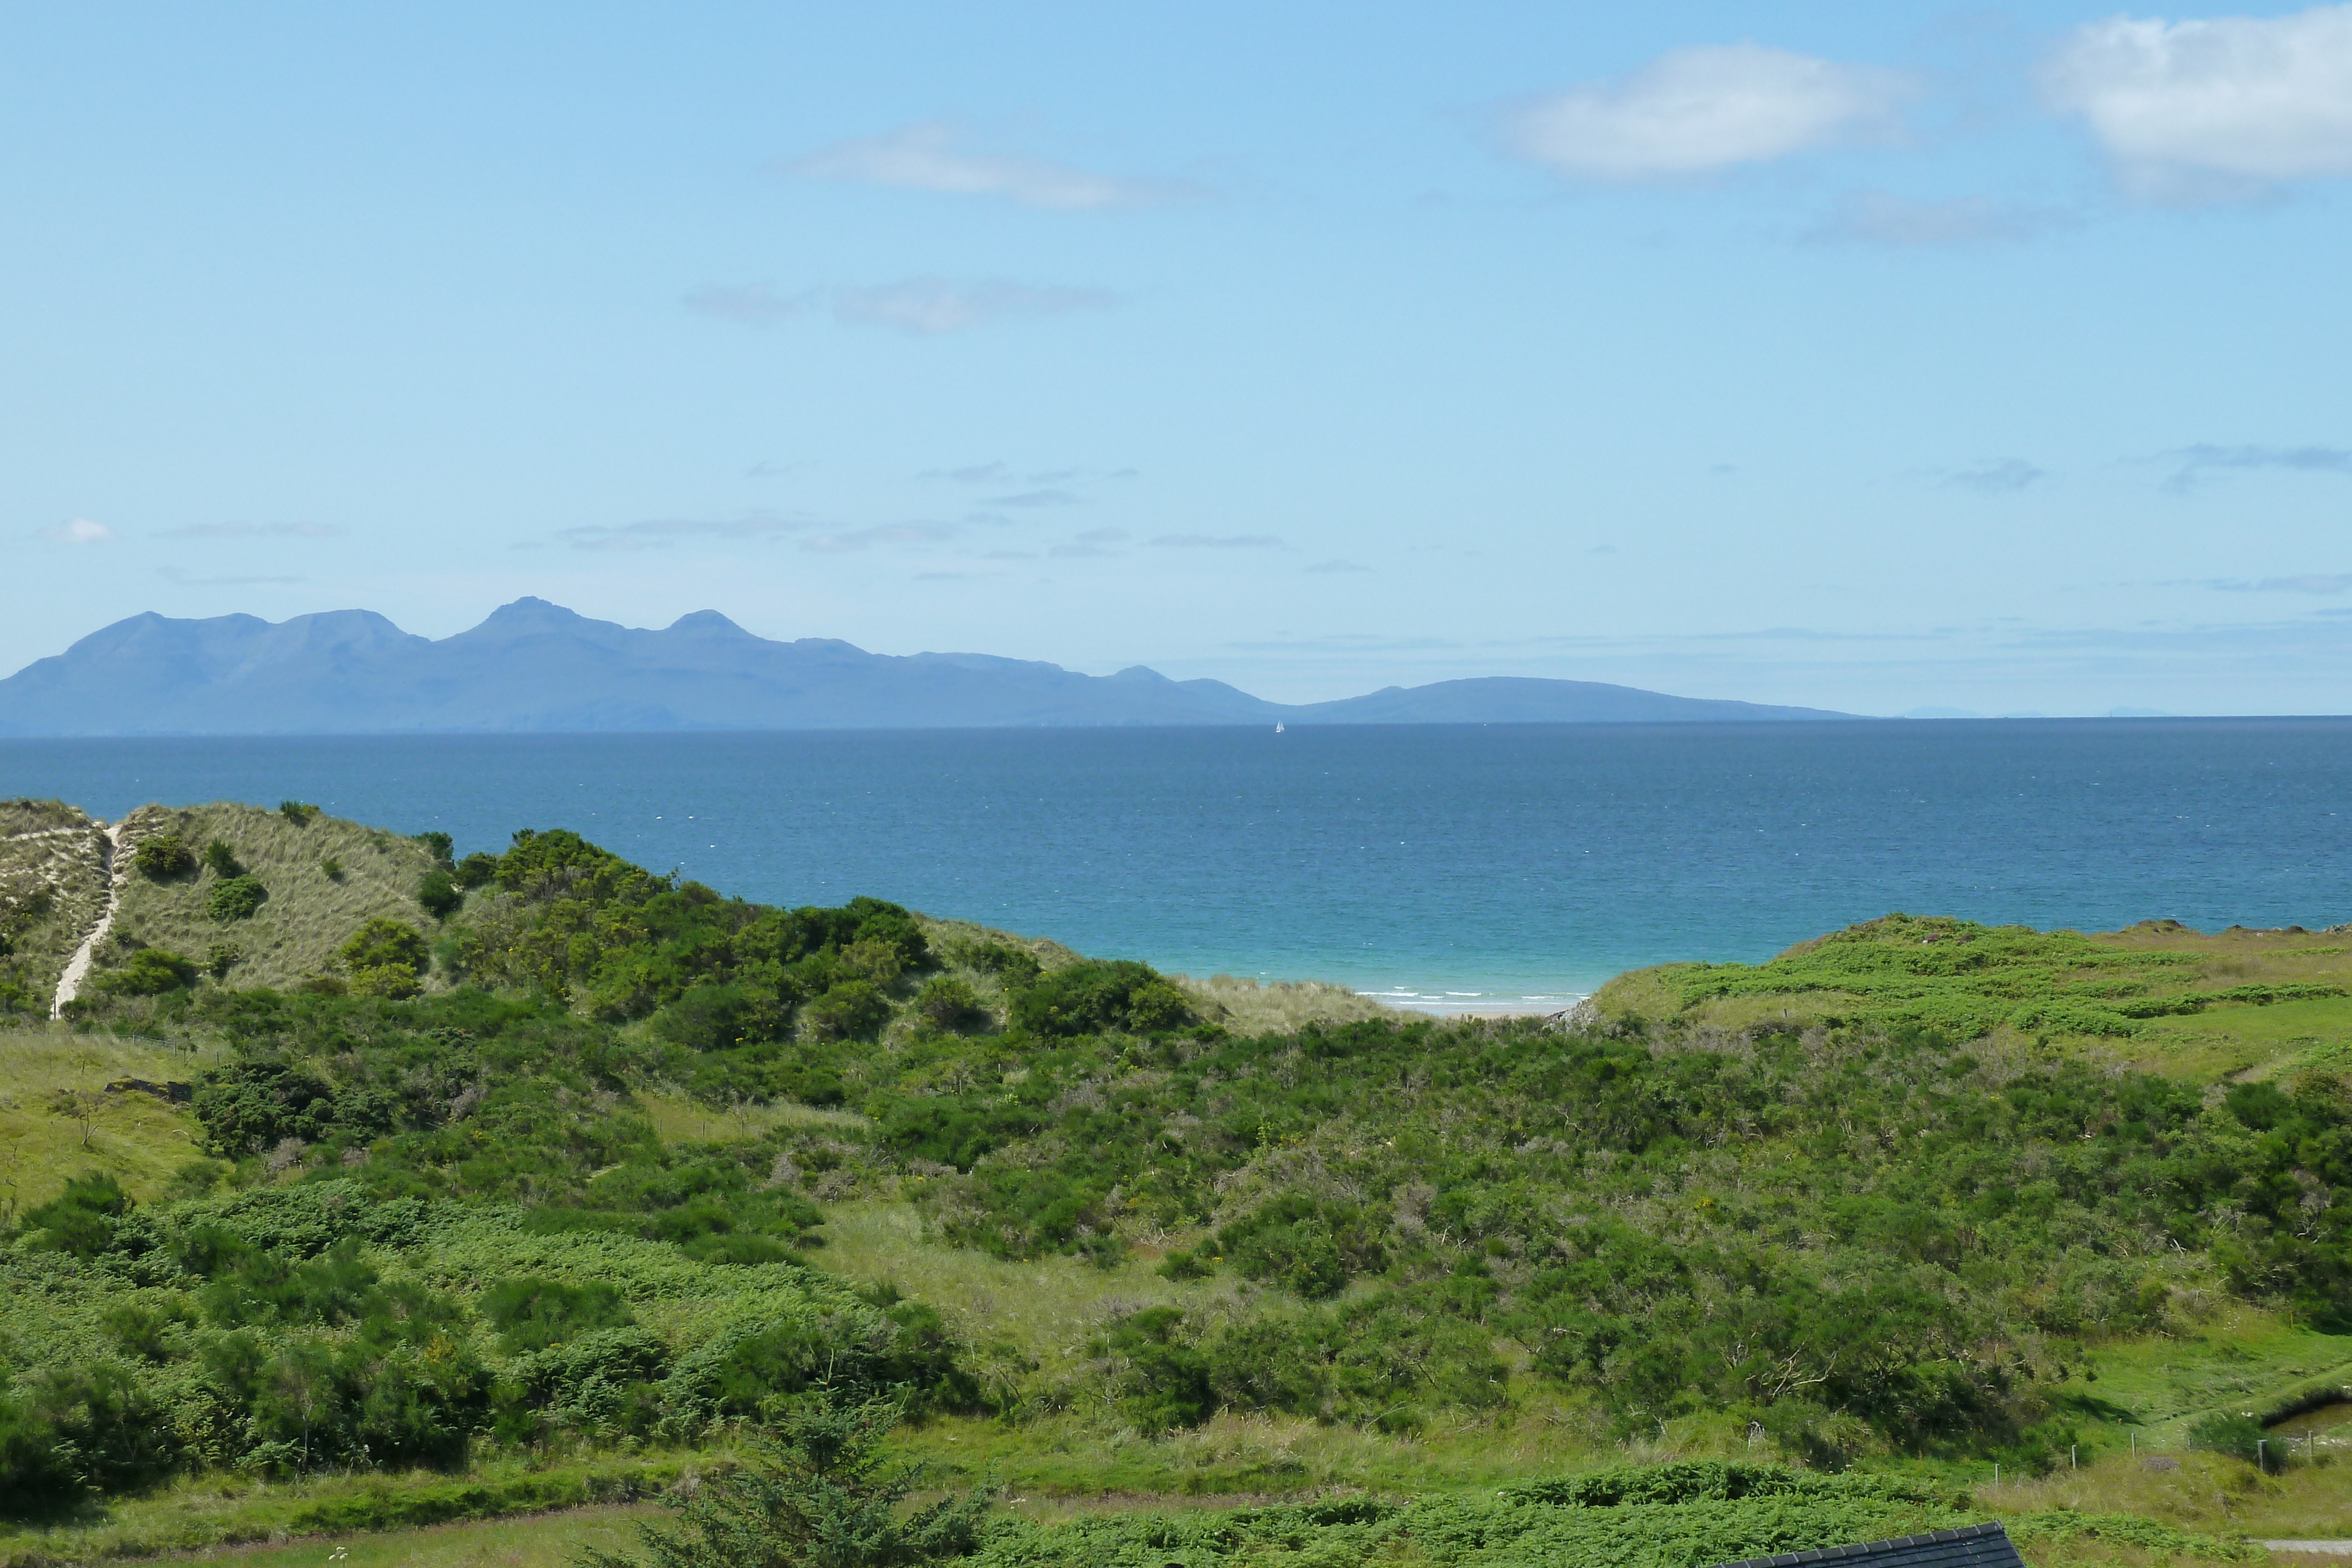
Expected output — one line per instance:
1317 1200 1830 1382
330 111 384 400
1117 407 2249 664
5 1 2351 716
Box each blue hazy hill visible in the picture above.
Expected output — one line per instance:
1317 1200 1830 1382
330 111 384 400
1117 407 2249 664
0 599 1853 734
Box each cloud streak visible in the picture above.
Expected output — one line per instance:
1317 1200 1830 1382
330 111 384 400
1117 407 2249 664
1148 533 1284 549
784 122 1194 210
161 521 340 540
1810 190 2073 246
1505 44 1913 180
1940 458 2049 494
689 278 1112 336
2203 573 2352 594
2162 443 2352 491
45 518 115 544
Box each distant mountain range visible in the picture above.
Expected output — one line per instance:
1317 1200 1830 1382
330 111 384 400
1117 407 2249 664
0 599 1856 735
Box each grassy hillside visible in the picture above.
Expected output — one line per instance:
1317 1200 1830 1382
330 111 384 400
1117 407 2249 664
0 799 109 1009
1592 912 2352 1082
11 810 2352 1566
103 801 447 993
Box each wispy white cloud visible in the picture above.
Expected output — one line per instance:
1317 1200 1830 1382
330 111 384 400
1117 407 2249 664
2161 443 2352 491
2203 573 2352 593
1505 44 1913 180
157 566 304 586
785 122 1195 210
803 522 958 553
1810 190 2073 245
985 489 1081 509
45 517 115 544
830 278 1112 335
1148 533 1284 549
687 278 1112 336
161 521 340 540
557 515 808 552
2042 5 2352 198
1940 458 2049 494
683 283 804 325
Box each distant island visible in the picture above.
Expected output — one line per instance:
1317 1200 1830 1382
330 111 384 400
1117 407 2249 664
0 597 1856 735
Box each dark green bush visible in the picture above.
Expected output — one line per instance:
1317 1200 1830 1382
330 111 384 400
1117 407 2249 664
1103 1308 1215 1435
1011 959 1191 1037
418 868 463 919
916 975 984 1029
279 800 318 824
579 1398 994 1568
31 1362 179 1493
24 1171 134 1257
455 851 500 888
0 1393 79 1517
206 874 268 921
801 981 892 1041
98 946 199 995
480 1276 636 1352
1217 1192 1388 1299
2187 1412 2270 1469
133 834 195 878
203 838 243 877
416 831 455 867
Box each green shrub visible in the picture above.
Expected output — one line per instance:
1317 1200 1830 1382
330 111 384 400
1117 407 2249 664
0 1392 79 1517
952 939 1042 987
580 1398 995 1568
203 838 243 877
1102 1307 1215 1434
98 945 199 994
31 1362 179 1493
2188 1412 2270 1469
418 868 462 918
24 1171 133 1256
279 800 319 824
1011 959 1191 1037
203 940 243 978
802 980 892 1041
1217 1192 1387 1298
916 975 984 1029
133 833 195 878
417 830 455 867
321 857 345 880
480 1276 636 1352
455 850 500 888
342 916 429 998
206 874 268 921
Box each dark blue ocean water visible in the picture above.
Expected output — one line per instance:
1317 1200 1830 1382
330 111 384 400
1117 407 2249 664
4 720 2348 1009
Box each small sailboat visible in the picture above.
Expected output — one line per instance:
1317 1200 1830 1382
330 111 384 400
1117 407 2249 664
1274 721 1285 733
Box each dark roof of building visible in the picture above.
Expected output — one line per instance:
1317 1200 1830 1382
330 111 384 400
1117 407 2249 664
1708 1522 2023 1568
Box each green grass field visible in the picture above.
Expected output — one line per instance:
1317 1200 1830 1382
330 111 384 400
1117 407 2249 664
0 1022 212 1215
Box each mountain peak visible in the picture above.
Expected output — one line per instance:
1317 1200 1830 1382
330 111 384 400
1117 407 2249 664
668 610 750 637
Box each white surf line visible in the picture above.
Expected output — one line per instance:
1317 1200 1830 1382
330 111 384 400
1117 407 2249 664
52 821 126 1019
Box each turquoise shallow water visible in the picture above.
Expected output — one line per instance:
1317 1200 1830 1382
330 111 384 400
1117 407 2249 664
4 719 2350 1011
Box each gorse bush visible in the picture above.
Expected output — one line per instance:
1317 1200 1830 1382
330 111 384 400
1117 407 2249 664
207 874 268 922
583 1397 996 1568
342 915 428 997
96 945 199 995
133 834 195 878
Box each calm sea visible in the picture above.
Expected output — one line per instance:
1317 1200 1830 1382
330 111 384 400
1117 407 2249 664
5 720 2348 1011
